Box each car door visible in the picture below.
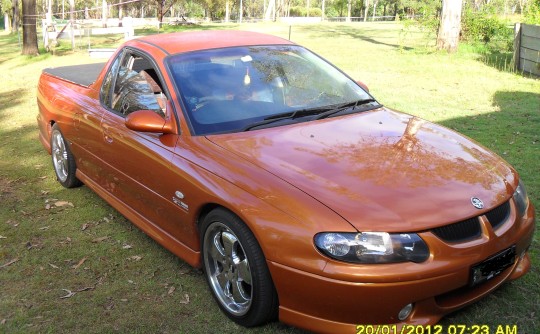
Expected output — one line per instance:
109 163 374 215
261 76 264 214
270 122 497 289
98 49 197 249
49 61 118 185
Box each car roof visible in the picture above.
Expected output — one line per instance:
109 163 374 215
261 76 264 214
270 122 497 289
134 30 295 55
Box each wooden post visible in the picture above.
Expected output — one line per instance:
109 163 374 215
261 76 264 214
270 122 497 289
513 23 521 72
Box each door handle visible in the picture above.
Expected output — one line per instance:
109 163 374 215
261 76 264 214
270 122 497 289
103 130 114 144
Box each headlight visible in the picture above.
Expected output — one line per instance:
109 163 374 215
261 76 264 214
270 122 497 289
513 179 529 216
314 232 429 264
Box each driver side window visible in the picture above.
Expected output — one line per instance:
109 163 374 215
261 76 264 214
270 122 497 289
104 51 167 117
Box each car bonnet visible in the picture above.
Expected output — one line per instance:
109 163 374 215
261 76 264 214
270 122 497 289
207 108 517 233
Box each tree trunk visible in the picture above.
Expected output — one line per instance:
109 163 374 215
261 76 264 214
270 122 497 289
436 0 463 53
363 0 370 22
346 0 351 22
69 0 74 49
102 0 108 27
13 0 20 32
4 13 11 31
22 0 39 55
157 0 163 27
225 0 229 22
239 0 243 22
119 2 123 26
372 0 378 21
264 0 275 21
321 0 325 20
46 0 52 24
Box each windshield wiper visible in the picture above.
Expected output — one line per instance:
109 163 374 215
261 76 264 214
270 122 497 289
315 98 378 120
242 105 335 131
242 99 379 132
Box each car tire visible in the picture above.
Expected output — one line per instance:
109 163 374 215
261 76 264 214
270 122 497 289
50 124 82 188
201 208 278 327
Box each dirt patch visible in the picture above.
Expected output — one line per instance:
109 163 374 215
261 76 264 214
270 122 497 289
0 176 18 200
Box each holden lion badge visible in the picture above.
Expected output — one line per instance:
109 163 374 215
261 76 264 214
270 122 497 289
471 197 484 209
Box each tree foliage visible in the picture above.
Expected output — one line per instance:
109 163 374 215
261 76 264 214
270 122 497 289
461 4 512 45
525 0 540 23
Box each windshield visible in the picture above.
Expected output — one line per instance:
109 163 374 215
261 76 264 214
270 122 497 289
167 45 374 135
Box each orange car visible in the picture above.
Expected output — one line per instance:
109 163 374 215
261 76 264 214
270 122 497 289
37 31 535 333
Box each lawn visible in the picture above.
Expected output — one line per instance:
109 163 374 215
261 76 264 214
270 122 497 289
0 22 539 333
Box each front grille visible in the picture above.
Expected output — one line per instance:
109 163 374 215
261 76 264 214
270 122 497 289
432 200 512 243
432 217 481 243
484 200 510 230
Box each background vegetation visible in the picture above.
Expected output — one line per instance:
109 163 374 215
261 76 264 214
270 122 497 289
1 0 540 25
1 21 539 333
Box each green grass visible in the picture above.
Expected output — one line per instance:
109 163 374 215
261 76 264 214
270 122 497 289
1 22 539 333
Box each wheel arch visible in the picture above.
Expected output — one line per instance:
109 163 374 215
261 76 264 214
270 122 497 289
194 202 268 256
38 118 57 154
195 203 221 232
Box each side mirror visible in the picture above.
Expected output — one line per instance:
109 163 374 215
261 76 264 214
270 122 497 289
356 80 369 92
125 110 174 134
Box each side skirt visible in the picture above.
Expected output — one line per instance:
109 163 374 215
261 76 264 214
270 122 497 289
75 168 202 268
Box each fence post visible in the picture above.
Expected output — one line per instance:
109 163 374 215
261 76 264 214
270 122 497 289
513 22 521 72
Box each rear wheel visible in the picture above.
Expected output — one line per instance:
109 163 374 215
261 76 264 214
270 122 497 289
50 124 82 188
201 208 278 327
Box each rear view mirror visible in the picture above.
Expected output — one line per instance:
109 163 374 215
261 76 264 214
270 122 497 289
356 80 369 92
125 110 174 134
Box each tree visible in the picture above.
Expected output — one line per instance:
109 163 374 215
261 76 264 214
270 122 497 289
157 0 168 25
363 0 369 21
436 0 463 52
265 0 275 20
2 0 12 31
12 0 18 32
21 0 38 55
331 0 348 17
102 0 107 27
525 0 540 23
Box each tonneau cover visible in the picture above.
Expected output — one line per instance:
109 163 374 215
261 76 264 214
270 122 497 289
43 62 106 87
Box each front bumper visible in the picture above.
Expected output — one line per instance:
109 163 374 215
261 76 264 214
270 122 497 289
269 203 535 334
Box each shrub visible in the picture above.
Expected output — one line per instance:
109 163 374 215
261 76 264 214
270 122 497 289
288 6 322 17
525 0 540 24
309 8 322 17
325 6 339 18
289 6 306 17
461 7 513 51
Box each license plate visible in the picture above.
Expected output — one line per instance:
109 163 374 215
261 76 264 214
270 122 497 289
470 245 516 287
